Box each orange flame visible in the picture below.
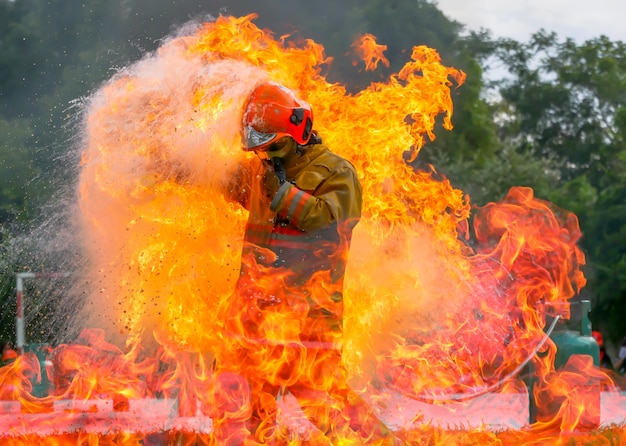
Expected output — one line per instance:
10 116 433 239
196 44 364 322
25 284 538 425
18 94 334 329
0 13 618 444
352 33 390 71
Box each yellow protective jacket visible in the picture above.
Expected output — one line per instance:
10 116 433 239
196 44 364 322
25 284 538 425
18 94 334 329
232 141 362 291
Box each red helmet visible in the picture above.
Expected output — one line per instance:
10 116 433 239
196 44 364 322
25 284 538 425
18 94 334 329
241 82 313 151
592 331 603 346
2 349 17 362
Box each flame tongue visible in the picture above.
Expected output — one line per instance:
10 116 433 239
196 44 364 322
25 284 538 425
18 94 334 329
0 13 609 444
374 187 588 400
77 12 472 371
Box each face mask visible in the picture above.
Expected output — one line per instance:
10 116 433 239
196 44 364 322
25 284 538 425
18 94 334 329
265 137 294 159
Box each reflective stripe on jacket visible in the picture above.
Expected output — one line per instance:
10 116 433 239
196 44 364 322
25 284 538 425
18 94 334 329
237 143 362 253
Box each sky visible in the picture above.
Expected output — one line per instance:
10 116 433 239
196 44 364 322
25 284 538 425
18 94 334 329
435 0 626 43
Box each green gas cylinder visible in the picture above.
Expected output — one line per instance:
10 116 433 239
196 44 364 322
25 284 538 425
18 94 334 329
527 299 601 427
549 300 600 369
23 343 53 397
545 299 602 429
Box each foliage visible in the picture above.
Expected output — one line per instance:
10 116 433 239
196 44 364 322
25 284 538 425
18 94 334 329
490 31 626 340
494 31 626 184
430 144 562 206
0 0 625 344
0 118 39 222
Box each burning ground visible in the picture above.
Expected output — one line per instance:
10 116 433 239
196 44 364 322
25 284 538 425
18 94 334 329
0 13 624 445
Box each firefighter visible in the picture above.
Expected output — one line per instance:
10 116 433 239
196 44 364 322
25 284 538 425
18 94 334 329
213 82 398 445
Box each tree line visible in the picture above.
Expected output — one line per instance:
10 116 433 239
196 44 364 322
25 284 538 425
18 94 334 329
0 0 624 345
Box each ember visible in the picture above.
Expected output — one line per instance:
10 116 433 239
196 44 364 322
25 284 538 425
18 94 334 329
1 13 624 445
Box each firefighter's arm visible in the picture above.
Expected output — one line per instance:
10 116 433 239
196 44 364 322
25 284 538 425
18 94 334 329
269 164 362 232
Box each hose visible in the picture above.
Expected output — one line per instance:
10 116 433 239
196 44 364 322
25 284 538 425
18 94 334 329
391 315 561 403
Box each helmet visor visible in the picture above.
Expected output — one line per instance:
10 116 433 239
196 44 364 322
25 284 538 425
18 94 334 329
243 125 276 151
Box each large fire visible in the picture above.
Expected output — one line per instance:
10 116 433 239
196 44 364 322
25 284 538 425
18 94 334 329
1 14 623 445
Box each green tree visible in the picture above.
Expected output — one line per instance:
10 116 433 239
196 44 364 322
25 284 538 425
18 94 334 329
0 119 39 222
494 31 626 183
490 31 626 340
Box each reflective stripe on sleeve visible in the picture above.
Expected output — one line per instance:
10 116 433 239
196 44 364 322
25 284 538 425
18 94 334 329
270 183 314 227
285 187 314 226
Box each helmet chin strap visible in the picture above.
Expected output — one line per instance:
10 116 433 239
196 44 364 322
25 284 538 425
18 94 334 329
271 157 287 184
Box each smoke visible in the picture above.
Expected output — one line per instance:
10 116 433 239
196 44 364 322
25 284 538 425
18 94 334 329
68 21 276 349
343 219 475 381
